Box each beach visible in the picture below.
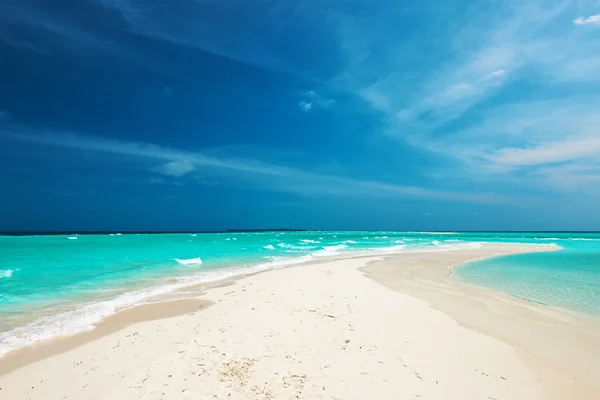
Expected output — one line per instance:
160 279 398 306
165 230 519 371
1 243 599 399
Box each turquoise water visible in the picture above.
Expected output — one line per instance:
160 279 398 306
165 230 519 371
456 236 600 315
1 231 599 355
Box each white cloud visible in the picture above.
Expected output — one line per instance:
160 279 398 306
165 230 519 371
411 97 600 181
333 0 600 193
486 70 506 78
298 90 333 112
338 0 600 130
533 166 600 197
419 97 600 193
298 100 312 111
349 14 520 129
574 15 600 25
0 126 511 204
161 161 195 177
486 137 600 167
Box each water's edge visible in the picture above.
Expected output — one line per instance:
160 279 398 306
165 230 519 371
2 231 599 357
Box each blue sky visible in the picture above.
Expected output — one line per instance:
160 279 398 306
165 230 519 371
1 0 600 231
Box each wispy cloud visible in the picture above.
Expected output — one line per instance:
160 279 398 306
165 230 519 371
298 101 312 112
424 96 600 193
0 36 51 55
574 14 600 25
334 0 600 192
298 90 334 112
0 3 115 52
347 1 573 130
4 0 599 201
87 0 337 82
528 164 600 191
161 161 195 177
485 138 600 167
0 1 316 81
0 124 511 204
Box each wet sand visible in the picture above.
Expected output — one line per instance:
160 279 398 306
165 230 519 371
0 299 212 375
362 244 600 399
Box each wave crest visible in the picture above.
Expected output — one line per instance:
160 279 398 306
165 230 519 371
174 257 203 265
300 239 320 244
312 244 348 257
0 269 13 279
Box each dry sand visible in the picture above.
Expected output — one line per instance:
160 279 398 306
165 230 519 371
0 243 598 399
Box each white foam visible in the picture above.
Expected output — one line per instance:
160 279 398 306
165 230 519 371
300 239 320 244
372 245 406 253
115 233 122 236
263 245 275 250
417 232 458 235
311 244 348 257
374 236 388 239
432 240 440 245
254 255 313 269
0 269 13 279
0 253 318 357
0 239 495 357
343 240 357 244
0 293 14 303
311 250 339 257
262 256 284 261
67 236 78 240
0 276 208 357
323 244 348 251
174 257 203 265
394 240 405 244
277 243 308 250
190 234 197 237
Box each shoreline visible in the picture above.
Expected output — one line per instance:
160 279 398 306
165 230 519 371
0 243 598 399
0 242 477 358
361 243 600 398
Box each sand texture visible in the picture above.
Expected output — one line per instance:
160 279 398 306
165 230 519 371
1 243 598 399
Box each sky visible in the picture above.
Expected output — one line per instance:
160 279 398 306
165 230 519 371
1 0 600 231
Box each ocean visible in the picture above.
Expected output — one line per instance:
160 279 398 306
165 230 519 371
1 231 599 356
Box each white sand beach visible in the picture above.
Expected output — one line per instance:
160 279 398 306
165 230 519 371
1 243 599 399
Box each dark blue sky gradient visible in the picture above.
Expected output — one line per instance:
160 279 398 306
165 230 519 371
1 0 600 231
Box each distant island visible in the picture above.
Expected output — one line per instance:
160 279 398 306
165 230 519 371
225 228 307 233
0 229 308 236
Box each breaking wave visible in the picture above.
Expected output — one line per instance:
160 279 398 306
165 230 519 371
0 269 13 279
174 257 203 265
